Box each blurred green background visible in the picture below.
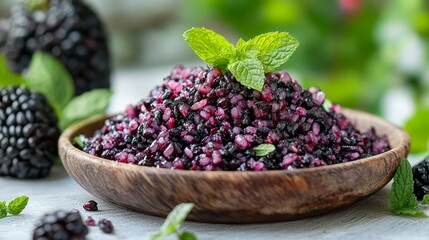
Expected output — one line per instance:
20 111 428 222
1 0 428 152
182 0 429 152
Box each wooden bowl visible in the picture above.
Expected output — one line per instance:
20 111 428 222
58 108 410 223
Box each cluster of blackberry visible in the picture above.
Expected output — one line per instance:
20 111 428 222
32 210 89 240
0 86 60 178
0 0 110 95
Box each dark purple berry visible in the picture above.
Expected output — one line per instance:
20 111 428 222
412 156 429 200
83 200 98 211
81 66 390 171
32 210 89 240
98 218 114 234
0 86 60 178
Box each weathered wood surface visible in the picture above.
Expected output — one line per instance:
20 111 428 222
1 161 428 240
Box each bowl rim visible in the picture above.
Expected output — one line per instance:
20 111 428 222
59 108 410 177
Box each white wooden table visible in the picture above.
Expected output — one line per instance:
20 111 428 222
1 66 428 240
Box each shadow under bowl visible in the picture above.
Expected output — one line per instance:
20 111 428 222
58 108 410 223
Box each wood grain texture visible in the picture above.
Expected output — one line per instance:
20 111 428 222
58 108 410 223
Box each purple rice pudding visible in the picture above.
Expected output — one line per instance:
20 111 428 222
80 66 390 171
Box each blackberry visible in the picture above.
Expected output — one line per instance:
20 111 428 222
412 156 429 200
32 210 89 240
1 0 110 96
82 66 390 171
0 86 60 178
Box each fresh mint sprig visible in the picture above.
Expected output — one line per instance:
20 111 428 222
0 196 29 219
183 27 299 91
149 203 197 240
390 159 427 217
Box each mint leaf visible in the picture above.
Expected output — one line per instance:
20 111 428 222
323 98 333 111
242 32 283 55
149 203 194 240
0 201 7 219
253 144 276 157
228 59 265 91
0 54 27 87
183 27 235 71
179 231 197 240
390 159 427 217
59 89 112 131
74 136 84 149
7 196 29 215
159 203 194 235
183 28 299 92
25 51 74 117
422 195 429 205
236 38 259 59
247 32 299 72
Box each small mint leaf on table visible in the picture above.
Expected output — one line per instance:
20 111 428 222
228 59 265 91
159 203 194 235
25 51 74 118
183 27 235 71
0 201 7 219
7 196 29 215
59 89 112 131
149 203 195 240
179 231 198 240
0 54 27 87
148 232 165 240
390 159 427 217
253 144 276 157
422 195 429 205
